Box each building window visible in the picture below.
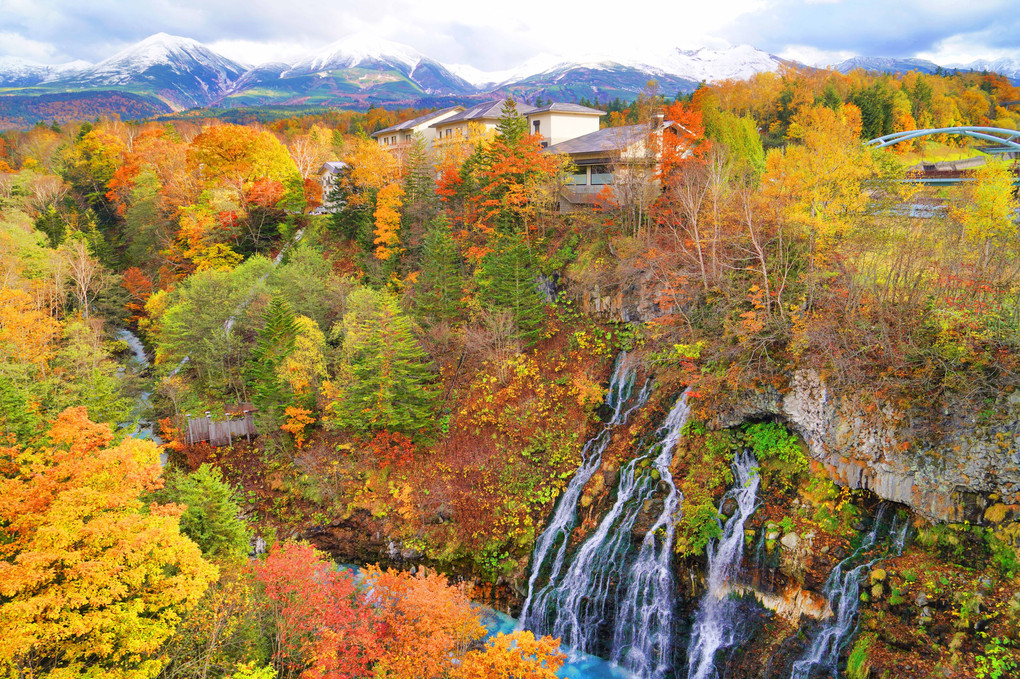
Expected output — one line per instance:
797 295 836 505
567 167 587 185
591 165 614 185
533 120 540 134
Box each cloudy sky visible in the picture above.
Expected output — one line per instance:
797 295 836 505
1 0 1018 69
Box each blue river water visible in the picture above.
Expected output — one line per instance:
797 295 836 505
476 607 638 679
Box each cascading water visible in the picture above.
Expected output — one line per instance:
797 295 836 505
789 505 909 679
522 391 692 679
610 399 689 678
685 449 761 679
518 352 652 631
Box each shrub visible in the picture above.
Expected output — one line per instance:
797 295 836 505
744 421 808 474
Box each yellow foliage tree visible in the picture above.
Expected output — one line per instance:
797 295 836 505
0 408 217 679
277 315 327 398
952 160 1020 273
373 183 405 261
761 104 875 302
0 288 61 380
452 631 566 679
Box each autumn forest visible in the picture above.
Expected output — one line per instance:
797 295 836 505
2 63 1020 679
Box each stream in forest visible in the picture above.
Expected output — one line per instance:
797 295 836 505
115 327 165 463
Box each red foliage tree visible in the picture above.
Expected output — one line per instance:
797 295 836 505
251 543 381 679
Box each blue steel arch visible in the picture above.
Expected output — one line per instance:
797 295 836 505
866 126 1020 152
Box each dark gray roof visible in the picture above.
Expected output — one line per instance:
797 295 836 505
544 124 649 156
318 161 348 175
429 99 537 127
528 103 605 116
371 106 464 137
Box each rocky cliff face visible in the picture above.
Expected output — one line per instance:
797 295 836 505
718 369 1020 523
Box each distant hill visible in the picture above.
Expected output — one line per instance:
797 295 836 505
0 90 171 129
836 55 1020 85
2 33 1017 128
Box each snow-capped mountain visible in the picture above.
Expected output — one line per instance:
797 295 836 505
642 45 784 83
285 34 422 75
449 53 577 89
11 31 1020 128
60 33 247 108
453 44 782 91
949 57 1020 81
281 33 474 95
0 56 90 86
836 56 942 75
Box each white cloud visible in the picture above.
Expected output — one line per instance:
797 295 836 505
0 0 1014 71
778 45 855 68
0 31 64 62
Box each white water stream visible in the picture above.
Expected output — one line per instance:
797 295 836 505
685 450 761 679
519 352 652 631
789 505 909 679
523 390 692 679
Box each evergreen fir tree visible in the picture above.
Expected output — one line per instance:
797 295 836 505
416 216 464 324
246 298 299 422
494 98 528 146
402 132 438 237
478 233 546 345
164 464 251 562
326 287 436 434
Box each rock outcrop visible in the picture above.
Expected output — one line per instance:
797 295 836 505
718 369 1020 523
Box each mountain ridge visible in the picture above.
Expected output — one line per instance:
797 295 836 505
2 33 1018 127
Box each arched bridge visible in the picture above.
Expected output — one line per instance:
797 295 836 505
867 126 1020 153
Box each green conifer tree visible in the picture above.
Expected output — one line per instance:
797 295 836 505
0 375 40 445
478 233 546 345
416 216 464 324
246 298 299 422
326 287 436 434
164 464 251 562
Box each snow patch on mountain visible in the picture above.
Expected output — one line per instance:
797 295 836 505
76 32 246 88
949 57 1020 79
452 44 782 88
642 45 783 82
449 53 568 88
0 57 90 85
284 33 424 75
836 56 942 74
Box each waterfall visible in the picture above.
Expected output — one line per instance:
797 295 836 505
522 391 692 679
789 505 908 679
518 352 652 631
685 450 761 679
610 398 688 678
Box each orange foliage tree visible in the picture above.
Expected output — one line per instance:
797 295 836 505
475 100 560 237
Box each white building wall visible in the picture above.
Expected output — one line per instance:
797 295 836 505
527 113 601 146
